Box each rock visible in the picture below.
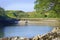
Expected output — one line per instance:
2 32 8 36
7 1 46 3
52 27 60 33
7 36 29 40
10 37 17 40
1 27 60 40
32 35 41 40
2 37 8 40
0 38 2 40
52 37 60 40
17 37 25 40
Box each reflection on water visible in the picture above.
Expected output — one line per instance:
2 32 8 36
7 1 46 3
4 25 53 38
0 27 4 38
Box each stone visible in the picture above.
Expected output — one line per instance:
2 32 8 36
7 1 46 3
0 38 2 40
52 27 60 33
32 35 41 40
2 37 8 40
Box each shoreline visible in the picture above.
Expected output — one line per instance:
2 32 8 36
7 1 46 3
0 27 60 40
18 20 60 27
0 18 60 40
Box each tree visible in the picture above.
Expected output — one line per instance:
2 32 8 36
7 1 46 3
14 11 28 18
5 10 16 18
34 0 60 18
0 7 5 16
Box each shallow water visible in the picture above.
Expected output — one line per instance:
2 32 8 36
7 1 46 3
4 25 53 38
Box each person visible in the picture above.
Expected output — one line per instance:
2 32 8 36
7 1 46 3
25 20 28 26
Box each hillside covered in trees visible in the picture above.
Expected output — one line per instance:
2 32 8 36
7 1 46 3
0 0 60 24
0 7 20 26
34 0 60 18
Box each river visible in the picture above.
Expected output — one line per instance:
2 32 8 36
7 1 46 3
3 25 53 38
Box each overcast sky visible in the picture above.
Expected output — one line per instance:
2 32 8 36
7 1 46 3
0 0 35 12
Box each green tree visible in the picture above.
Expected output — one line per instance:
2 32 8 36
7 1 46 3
5 10 16 18
0 7 5 16
34 0 60 18
14 11 28 18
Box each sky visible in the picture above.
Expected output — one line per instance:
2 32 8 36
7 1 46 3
0 0 35 12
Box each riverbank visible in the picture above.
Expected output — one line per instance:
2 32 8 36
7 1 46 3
0 18 60 40
18 18 60 27
0 27 60 40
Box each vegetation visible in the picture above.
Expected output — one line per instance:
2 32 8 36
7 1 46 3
0 7 21 26
0 7 5 16
34 0 60 18
5 10 29 19
0 0 60 18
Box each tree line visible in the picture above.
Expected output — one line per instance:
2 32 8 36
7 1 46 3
0 0 60 18
34 0 60 18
